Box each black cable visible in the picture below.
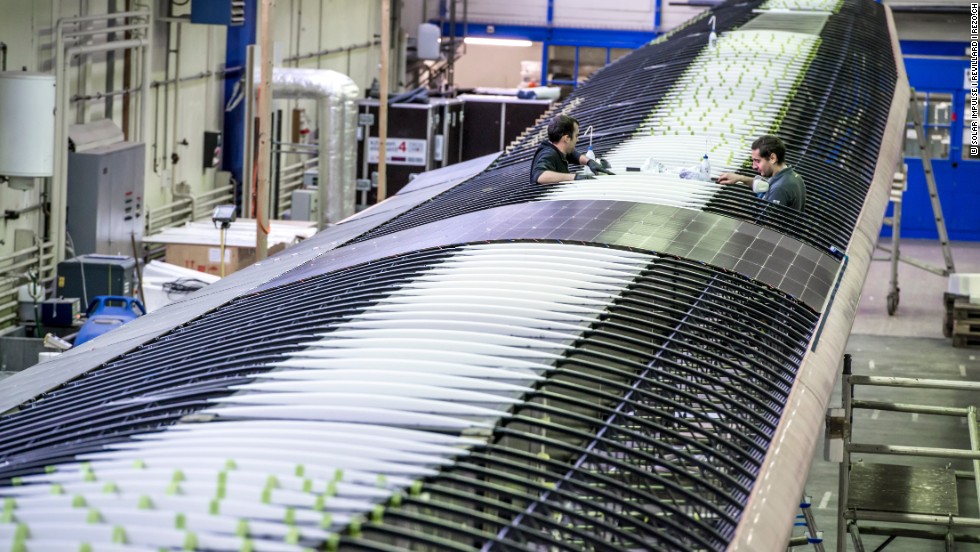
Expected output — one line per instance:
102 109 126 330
161 277 211 299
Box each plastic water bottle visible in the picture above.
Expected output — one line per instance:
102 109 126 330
708 15 717 50
583 147 598 175
700 154 711 181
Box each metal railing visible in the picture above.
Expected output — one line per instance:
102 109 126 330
193 183 236 220
146 198 193 235
275 151 318 218
146 182 235 234
0 242 56 331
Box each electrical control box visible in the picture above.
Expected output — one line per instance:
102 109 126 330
302 168 318 188
67 142 145 256
203 131 222 169
291 189 318 222
41 298 80 327
191 0 245 26
57 255 136 306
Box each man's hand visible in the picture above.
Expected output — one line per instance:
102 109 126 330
587 159 614 175
717 172 745 185
575 173 596 180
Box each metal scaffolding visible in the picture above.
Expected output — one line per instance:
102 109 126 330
830 355 980 551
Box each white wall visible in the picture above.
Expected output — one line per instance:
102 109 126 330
660 2 709 31
0 0 69 264
463 0 550 26
0 0 384 265
278 0 381 84
452 42 542 89
150 5 228 215
272 0 383 135
893 12 970 42
554 0 658 31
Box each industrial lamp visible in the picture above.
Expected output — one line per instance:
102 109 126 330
211 204 237 277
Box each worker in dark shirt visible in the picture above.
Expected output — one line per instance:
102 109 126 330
717 135 806 212
531 115 613 185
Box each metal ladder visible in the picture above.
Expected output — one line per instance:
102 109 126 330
878 88 956 315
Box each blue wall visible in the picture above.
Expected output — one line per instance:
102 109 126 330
885 41 980 241
222 0 257 210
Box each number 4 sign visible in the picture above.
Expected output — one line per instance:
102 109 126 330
367 137 428 166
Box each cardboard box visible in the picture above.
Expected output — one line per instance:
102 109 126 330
165 243 254 276
165 242 285 276
146 219 314 277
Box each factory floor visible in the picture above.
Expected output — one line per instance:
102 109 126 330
802 238 980 552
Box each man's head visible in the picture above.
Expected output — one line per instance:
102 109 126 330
547 115 580 155
751 135 786 178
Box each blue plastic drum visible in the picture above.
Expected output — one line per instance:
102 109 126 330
75 296 146 346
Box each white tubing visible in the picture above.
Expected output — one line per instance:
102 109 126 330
259 67 360 229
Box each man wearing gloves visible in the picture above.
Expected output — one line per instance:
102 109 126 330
717 135 806 212
531 115 613 185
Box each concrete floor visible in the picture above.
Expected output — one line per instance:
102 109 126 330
801 238 980 552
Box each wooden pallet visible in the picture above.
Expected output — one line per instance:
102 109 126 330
952 300 980 348
952 299 980 321
953 334 980 348
944 293 967 338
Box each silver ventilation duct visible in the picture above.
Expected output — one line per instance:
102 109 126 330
263 67 359 228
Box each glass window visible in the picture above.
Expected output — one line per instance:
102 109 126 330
904 128 919 158
547 45 576 85
577 47 608 81
930 97 951 125
547 46 637 87
929 128 950 159
904 92 951 160
610 48 632 63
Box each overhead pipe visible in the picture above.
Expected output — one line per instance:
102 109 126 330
62 22 147 39
150 66 243 88
56 10 147 28
282 40 379 63
72 87 141 102
61 9 140 123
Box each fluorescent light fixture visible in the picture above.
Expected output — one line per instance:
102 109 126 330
463 37 533 47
